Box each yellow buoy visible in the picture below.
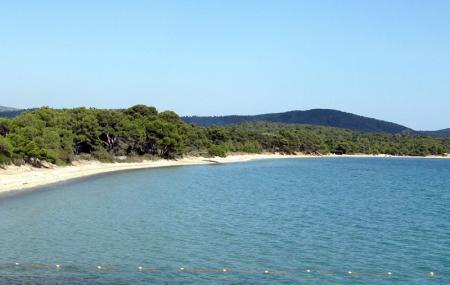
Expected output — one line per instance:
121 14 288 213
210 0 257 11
96 266 102 270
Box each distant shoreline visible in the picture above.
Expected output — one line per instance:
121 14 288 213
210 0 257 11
0 153 448 195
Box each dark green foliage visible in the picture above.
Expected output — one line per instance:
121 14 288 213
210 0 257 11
92 147 115 162
124 104 158 118
208 144 228 157
0 118 11 136
419 128 450 137
0 106 448 166
204 122 450 157
0 108 35 118
182 109 412 133
0 136 13 164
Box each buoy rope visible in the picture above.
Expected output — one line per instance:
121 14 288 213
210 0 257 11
2 262 441 278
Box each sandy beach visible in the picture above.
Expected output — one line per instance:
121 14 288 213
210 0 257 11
0 153 448 195
0 154 301 194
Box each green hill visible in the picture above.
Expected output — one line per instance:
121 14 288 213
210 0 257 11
2 107 448 137
0 108 33 118
0 106 18 112
419 128 450 137
183 109 411 133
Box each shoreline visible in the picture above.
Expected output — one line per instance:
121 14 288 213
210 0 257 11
0 153 448 195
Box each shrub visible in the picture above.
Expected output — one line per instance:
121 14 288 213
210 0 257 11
207 144 228 157
0 136 13 164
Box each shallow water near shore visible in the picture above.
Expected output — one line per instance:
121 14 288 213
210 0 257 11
0 158 449 284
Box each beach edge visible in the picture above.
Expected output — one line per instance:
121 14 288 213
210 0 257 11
1 153 448 194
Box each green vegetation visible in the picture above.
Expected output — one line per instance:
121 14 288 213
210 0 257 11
0 106 448 166
182 109 411 133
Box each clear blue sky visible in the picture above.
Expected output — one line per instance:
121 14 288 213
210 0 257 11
1 0 449 130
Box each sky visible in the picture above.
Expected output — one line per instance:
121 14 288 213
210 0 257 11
1 0 449 130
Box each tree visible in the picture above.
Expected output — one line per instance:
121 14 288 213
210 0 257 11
0 136 13 164
208 143 228 157
0 118 11 136
125 105 158 118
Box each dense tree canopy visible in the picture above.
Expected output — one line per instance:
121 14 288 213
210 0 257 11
0 106 448 166
182 109 411 133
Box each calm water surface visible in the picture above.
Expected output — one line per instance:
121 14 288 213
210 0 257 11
0 158 449 284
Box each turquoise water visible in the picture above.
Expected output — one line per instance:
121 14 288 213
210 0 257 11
0 158 449 284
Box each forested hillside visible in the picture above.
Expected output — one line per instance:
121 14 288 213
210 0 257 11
419 128 450 137
183 109 411 133
4 108 448 137
0 109 31 118
0 106 17 112
0 106 449 166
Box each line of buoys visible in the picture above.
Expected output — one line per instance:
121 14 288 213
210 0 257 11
7 263 441 278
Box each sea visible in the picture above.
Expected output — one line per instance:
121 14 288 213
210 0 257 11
0 157 449 284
